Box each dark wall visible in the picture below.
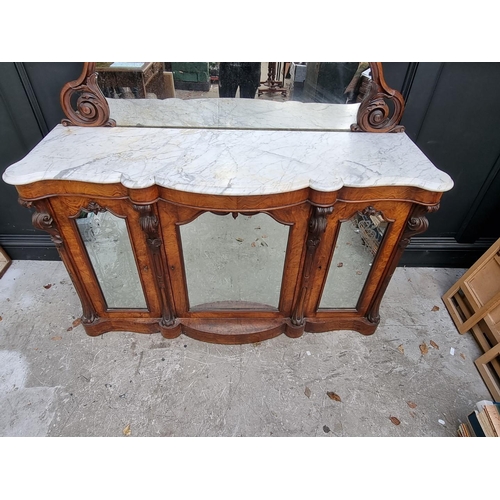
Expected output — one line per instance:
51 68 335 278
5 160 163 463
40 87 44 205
1 62 499 266
0 63 43 235
385 63 500 266
0 63 82 259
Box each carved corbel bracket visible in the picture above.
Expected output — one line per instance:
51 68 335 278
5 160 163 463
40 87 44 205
19 198 63 248
352 62 405 134
288 205 334 334
135 204 160 236
399 203 440 248
60 63 116 128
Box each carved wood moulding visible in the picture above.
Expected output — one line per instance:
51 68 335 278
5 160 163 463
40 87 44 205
82 201 107 214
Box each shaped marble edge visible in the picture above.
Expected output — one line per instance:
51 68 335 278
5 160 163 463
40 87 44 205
2 124 454 196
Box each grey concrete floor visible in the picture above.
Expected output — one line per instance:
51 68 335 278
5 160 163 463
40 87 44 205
0 260 491 437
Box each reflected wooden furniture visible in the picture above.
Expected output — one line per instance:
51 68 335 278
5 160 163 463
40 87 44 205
96 62 167 99
258 62 288 97
3 62 453 344
443 238 500 399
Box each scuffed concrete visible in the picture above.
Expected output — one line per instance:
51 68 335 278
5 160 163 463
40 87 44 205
0 261 490 436
0 350 58 436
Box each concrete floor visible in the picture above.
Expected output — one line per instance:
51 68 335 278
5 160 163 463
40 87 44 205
0 258 491 437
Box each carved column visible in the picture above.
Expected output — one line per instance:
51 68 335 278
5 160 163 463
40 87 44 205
19 198 99 326
133 204 181 338
366 203 440 326
287 205 334 337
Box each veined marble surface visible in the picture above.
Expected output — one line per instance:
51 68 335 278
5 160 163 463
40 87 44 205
3 124 454 195
107 98 360 131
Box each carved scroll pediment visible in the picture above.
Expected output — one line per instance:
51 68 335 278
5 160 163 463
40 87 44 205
60 63 116 128
351 63 405 133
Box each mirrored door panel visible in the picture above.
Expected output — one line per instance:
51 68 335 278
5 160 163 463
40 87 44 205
76 210 147 309
319 209 389 309
180 212 289 309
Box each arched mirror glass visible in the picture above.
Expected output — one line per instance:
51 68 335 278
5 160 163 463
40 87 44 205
75 210 147 309
319 208 389 309
180 212 289 309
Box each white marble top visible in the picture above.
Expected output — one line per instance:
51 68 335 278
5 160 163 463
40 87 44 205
3 124 454 196
107 98 360 131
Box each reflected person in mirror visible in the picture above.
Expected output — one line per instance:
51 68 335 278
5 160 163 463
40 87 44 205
218 62 261 98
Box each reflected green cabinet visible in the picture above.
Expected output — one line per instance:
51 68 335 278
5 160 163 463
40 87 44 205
171 62 211 92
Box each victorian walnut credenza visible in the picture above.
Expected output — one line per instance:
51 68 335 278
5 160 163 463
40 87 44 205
2 62 453 344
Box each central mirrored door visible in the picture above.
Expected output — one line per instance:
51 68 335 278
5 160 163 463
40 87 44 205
180 212 290 309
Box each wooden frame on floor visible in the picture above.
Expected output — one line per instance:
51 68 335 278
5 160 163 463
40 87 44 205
442 237 500 340
443 237 500 400
475 344 500 402
0 246 11 279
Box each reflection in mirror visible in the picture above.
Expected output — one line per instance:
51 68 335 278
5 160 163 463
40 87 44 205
319 208 388 309
96 62 170 99
303 62 370 104
96 62 369 103
76 210 147 309
180 212 289 309
96 62 370 131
